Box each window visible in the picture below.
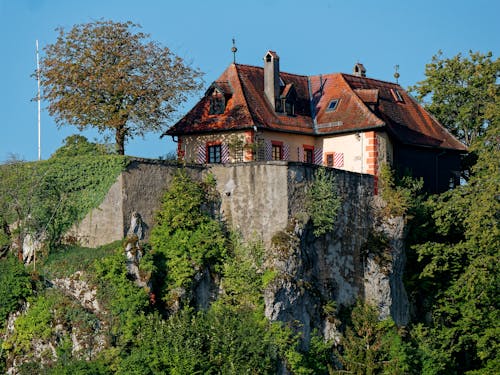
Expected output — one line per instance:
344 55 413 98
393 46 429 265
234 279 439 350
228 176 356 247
327 99 340 112
325 152 344 167
303 145 314 164
390 88 403 102
271 141 283 160
325 153 334 167
207 144 221 163
209 91 225 114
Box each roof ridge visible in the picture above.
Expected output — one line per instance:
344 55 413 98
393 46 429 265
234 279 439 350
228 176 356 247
234 63 309 78
341 72 403 88
233 64 258 126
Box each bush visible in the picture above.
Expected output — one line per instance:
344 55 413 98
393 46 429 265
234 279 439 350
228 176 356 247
306 167 341 237
0 256 32 327
150 170 227 305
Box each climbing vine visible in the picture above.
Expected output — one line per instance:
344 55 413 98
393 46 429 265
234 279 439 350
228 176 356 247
0 155 128 248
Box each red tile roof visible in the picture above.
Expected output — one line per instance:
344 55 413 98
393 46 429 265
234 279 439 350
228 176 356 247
166 62 466 152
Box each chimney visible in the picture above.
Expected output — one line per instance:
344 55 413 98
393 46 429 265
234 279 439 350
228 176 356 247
264 51 280 111
353 63 366 77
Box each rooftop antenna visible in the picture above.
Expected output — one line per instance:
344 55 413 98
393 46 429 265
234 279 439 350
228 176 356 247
36 40 41 160
231 38 237 64
394 64 400 84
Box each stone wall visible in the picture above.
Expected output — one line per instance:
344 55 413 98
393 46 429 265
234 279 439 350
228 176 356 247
72 159 409 327
72 159 203 247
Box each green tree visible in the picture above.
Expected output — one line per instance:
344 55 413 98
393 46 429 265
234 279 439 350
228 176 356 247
150 171 227 307
50 135 112 158
0 256 32 327
409 121 499 373
409 50 499 148
40 20 203 155
334 301 413 375
306 167 341 237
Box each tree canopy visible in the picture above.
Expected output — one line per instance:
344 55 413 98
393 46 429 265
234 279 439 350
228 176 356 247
40 20 203 155
409 50 499 148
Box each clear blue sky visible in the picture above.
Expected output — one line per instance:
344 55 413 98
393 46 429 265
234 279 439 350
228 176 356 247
1 0 498 162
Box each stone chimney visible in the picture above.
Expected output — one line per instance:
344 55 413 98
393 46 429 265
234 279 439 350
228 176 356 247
353 63 366 77
264 51 280 111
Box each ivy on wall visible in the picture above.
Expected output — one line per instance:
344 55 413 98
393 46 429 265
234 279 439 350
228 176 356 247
0 155 128 248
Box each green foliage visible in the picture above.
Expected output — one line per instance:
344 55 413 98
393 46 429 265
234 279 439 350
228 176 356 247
40 241 121 279
334 301 413 374
51 135 113 158
48 359 112 375
0 155 127 249
3 289 100 362
92 244 150 348
40 20 203 154
409 50 499 148
150 170 227 304
0 256 32 327
379 163 424 218
306 167 341 237
217 237 265 310
407 121 499 372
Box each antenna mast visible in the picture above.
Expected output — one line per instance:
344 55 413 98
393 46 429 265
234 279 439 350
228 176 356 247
36 40 41 161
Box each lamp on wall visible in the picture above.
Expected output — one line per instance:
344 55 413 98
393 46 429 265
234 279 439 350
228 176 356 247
355 133 361 141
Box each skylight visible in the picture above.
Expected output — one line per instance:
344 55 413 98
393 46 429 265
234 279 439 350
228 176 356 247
391 88 404 102
327 99 340 111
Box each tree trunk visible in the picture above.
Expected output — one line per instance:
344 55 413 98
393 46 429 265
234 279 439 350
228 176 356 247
115 126 126 155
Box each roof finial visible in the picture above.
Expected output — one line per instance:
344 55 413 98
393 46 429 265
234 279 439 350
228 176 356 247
394 64 400 84
231 38 238 64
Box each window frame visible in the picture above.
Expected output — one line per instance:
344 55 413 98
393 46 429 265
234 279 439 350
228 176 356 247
325 152 335 167
326 99 340 112
206 142 222 164
303 145 315 164
271 141 283 161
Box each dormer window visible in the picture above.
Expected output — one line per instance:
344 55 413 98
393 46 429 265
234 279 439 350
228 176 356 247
209 90 225 114
327 99 340 112
277 83 296 116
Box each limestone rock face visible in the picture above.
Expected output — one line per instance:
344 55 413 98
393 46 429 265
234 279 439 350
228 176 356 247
212 163 410 342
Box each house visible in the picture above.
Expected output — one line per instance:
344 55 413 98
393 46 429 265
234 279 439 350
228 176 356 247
164 51 466 193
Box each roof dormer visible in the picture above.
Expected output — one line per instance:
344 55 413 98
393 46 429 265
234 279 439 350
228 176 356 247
206 81 233 115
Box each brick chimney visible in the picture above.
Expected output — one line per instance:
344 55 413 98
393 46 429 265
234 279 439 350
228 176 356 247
264 51 280 111
353 63 366 77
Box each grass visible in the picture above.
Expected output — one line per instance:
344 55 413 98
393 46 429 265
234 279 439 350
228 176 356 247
40 240 122 279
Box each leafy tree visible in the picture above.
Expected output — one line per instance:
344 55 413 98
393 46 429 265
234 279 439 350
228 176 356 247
40 20 203 155
306 167 341 237
409 50 499 148
0 256 32 327
334 301 413 374
409 120 499 372
150 170 227 307
51 135 112 158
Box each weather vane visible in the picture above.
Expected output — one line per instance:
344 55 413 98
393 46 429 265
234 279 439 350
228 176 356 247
231 38 238 64
394 64 400 84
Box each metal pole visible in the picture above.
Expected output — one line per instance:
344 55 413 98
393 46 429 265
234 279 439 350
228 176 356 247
36 40 41 161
